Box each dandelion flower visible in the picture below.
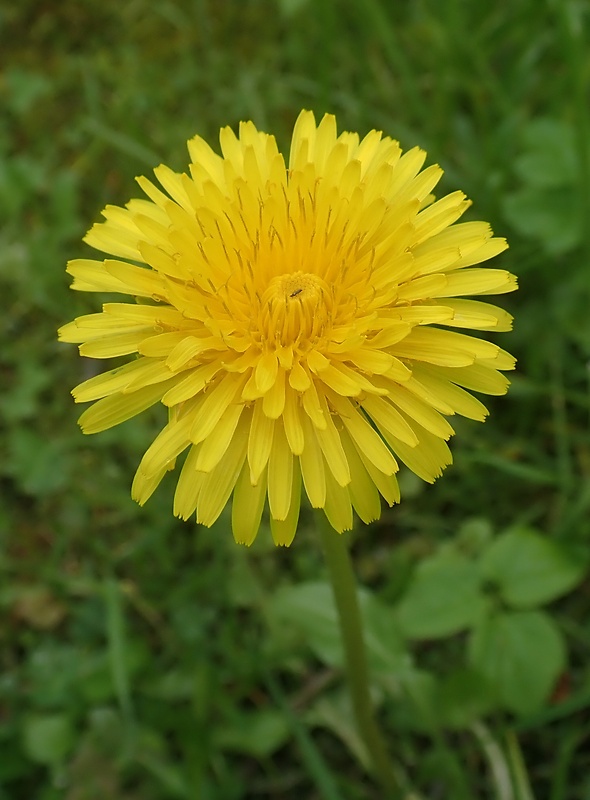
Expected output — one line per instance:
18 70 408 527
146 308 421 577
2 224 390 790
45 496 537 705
59 111 516 546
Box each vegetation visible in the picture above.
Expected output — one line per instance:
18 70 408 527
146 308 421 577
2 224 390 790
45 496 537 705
1 1 589 797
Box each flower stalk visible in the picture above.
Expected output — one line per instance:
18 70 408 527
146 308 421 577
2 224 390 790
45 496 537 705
317 513 400 796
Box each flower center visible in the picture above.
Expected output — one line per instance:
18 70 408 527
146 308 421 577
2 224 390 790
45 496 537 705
260 271 331 348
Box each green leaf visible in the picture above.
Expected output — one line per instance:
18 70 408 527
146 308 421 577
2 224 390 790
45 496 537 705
271 582 410 676
479 527 586 608
136 727 191 798
469 610 566 715
21 713 75 765
502 186 581 255
104 578 134 721
307 688 370 769
396 669 439 733
6 428 73 496
514 118 577 188
274 0 312 16
215 709 290 758
455 517 494 555
437 668 496 729
394 550 487 639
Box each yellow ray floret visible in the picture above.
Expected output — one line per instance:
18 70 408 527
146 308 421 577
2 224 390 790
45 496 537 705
59 110 517 545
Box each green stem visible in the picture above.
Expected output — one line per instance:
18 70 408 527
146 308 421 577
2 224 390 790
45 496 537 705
317 514 400 796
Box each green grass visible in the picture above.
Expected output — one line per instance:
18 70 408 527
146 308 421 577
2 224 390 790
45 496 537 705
1 0 590 797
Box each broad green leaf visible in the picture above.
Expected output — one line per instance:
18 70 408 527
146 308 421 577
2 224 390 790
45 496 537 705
382 667 476 735
135 727 191 798
394 551 487 639
307 688 370 769
215 709 290 758
469 610 565 716
21 713 74 765
502 187 580 255
437 668 496 729
504 118 582 255
514 118 577 188
395 669 439 734
275 0 312 16
479 527 586 608
455 517 494 554
271 581 409 676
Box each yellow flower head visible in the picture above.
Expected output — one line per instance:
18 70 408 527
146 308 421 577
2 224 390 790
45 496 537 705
59 111 516 546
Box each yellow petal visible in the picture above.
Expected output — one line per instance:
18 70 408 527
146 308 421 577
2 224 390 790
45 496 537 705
356 445 400 507
314 393 350 487
165 336 210 371
73 358 165 402
173 444 205 520
232 463 267 546
66 259 128 294
340 428 382 524
197 420 249 526
438 269 517 297
301 380 327 429
196 403 245 472
139 241 190 280
307 349 330 373
270 466 301 546
433 364 511 395
255 351 279 393
248 401 275 483
289 361 311 391
283 388 305 455
408 366 489 421
388 385 455 440
383 418 453 483
79 330 152 359
58 313 144 343
319 363 363 396
396 274 448 302
138 331 193 358
136 174 173 208
84 221 143 261
131 462 171 507
361 394 419 447
189 374 247 444
289 110 317 170
299 413 327 508
456 237 508 268
161 363 220 406
268 422 294 521
345 348 394 375
262 367 286 419
79 379 176 434
326 391 398 475
104 259 167 298
137 406 195 478
393 328 476 367
479 348 516 371
413 191 471 244
323 471 353 533
439 299 513 332
153 164 193 210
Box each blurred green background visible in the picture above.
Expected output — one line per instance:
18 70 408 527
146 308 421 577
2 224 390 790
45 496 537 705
1 1 590 798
